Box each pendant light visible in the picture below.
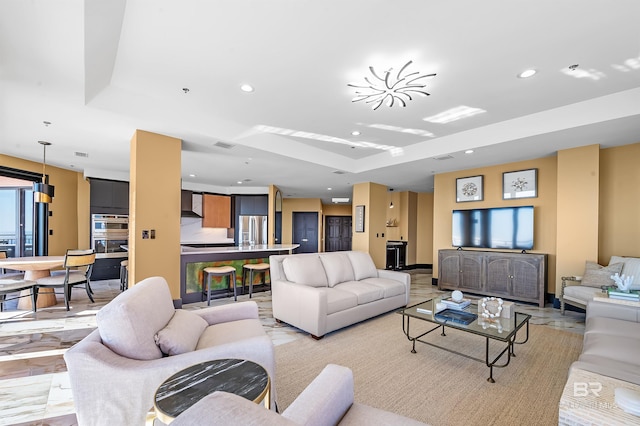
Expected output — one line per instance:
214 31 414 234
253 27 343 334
33 141 55 203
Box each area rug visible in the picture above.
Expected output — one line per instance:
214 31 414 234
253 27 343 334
275 312 583 425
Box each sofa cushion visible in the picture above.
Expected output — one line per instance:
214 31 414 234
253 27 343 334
563 285 603 304
326 288 358 315
609 256 640 290
319 253 355 287
335 281 384 305
581 261 623 288
155 309 209 356
196 318 266 350
282 255 328 287
361 277 407 298
581 331 640 366
96 276 175 360
585 316 640 337
346 251 378 280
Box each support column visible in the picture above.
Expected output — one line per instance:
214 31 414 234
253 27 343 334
129 130 181 299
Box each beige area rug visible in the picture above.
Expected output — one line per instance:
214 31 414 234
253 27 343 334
275 312 583 426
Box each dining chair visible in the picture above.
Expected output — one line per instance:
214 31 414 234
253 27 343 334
35 249 96 311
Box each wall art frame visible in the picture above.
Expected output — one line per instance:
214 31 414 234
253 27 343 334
456 175 484 202
355 205 365 232
503 168 538 199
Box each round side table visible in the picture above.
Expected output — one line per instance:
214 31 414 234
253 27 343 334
154 358 270 424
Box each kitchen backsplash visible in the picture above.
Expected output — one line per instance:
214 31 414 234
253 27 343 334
180 217 234 244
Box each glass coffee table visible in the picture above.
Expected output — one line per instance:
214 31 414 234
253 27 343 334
397 295 531 383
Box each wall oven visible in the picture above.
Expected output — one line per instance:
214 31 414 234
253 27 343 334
91 214 129 258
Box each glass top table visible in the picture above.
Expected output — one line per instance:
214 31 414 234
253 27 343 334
397 295 531 383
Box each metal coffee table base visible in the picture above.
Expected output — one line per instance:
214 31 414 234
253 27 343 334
401 316 530 383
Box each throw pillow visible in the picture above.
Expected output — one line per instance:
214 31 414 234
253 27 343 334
580 261 623 288
609 256 640 290
155 310 209 356
282 255 328 287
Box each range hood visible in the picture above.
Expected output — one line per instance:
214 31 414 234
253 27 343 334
181 191 203 217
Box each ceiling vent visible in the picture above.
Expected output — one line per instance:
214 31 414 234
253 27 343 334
74 151 89 158
433 155 454 161
332 170 348 175
214 141 235 149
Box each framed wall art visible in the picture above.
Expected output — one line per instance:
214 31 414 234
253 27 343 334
503 168 537 199
355 205 365 232
456 175 484 202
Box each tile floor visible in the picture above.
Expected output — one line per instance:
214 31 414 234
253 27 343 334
0 270 586 425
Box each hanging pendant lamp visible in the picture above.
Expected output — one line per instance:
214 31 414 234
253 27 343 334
33 141 55 203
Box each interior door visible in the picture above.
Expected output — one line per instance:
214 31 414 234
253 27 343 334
325 216 352 252
293 212 318 253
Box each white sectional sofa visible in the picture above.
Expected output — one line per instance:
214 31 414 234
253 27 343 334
269 251 411 339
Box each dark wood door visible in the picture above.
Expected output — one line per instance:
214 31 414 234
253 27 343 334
325 216 352 252
293 212 318 253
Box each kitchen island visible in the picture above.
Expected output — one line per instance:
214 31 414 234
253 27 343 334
180 244 299 303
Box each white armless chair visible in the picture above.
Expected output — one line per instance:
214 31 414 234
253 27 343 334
35 249 96 311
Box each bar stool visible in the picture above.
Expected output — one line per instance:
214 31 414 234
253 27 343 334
119 260 128 291
202 266 237 304
242 263 270 298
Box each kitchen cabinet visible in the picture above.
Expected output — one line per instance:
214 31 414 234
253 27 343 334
438 249 546 307
202 194 231 228
236 195 268 216
90 178 129 214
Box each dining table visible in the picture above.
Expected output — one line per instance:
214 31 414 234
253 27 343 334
0 255 65 309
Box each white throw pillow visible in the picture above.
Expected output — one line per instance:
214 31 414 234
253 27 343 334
581 261 623 288
609 256 640 290
155 310 209 356
346 251 378 280
319 253 355 287
282 255 328 287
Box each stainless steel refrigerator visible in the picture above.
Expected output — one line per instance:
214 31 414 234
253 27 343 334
238 215 268 246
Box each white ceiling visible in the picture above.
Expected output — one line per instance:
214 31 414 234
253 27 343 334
1 0 640 204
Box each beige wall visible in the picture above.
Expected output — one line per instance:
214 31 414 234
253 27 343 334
129 130 182 298
281 198 323 252
433 157 558 291
352 182 388 268
416 192 434 265
599 143 640 261
0 154 88 255
555 145 600 293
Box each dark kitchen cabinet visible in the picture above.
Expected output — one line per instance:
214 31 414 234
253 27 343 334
90 178 129 214
236 195 268 216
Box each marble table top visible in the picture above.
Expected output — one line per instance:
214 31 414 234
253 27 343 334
154 358 269 422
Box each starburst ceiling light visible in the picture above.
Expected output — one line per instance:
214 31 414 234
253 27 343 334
348 60 436 110
33 141 55 203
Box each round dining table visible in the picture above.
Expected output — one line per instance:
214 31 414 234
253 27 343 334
0 256 65 309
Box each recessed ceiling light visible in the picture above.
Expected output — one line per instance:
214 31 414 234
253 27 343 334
465 150 474 154
351 131 360 136
327 188 332 191
189 174 196 177
517 69 537 78
237 181 243 184
240 84 254 93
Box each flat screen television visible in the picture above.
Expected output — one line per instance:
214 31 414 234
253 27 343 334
452 206 534 250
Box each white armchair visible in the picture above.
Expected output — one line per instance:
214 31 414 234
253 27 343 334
64 276 276 426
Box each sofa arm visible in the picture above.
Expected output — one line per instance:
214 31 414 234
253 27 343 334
282 364 354 426
172 391 295 426
586 300 640 322
377 269 411 303
192 301 259 325
272 280 328 337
